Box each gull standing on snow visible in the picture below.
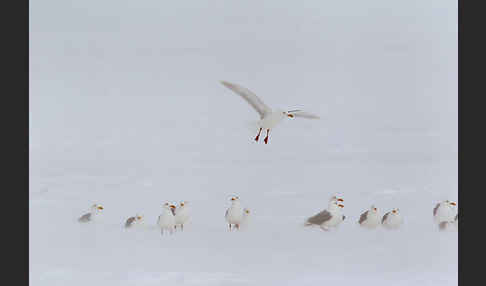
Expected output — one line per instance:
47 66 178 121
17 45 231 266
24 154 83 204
305 200 345 231
78 204 104 223
358 205 381 229
381 208 403 229
157 203 176 235
220 81 320 144
225 196 244 230
240 208 251 229
174 201 190 231
125 214 143 228
433 200 457 224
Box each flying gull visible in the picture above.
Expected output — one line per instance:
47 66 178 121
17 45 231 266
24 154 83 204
220 81 320 144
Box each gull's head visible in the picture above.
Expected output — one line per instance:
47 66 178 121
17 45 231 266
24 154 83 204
370 205 378 213
329 195 344 203
170 205 176 210
230 196 240 202
180 201 187 207
136 214 143 221
338 204 345 209
91 204 103 213
163 202 171 209
244 208 250 215
282 111 294 118
392 208 399 214
449 201 457 207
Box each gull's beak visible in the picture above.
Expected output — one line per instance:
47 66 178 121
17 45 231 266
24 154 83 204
137 216 142 220
338 204 344 208
450 202 457 206
337 198 344 202
374 208 377 211
170 205 176 209
392 210 397 213
180 202 185 206
98 206 103 210
231 197 235 201
287 114 294 118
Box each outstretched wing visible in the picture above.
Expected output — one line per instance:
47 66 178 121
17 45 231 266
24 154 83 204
359 211 368 224
306 210 332 225
287 110 320 119
221 81 272 119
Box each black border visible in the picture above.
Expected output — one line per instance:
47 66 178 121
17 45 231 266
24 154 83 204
5 0 28 284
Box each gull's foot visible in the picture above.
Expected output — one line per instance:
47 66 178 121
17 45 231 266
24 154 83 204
255 135 260 142
264 137 268 144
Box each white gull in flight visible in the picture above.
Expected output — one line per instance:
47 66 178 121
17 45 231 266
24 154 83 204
220 81 320 144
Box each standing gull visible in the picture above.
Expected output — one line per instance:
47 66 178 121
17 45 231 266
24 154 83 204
225 196 244 230
358 205 381 229
220 81 320 144
174 201 190 231
305 200 345 231
125 214 143 228
240 208 251 230
433 200 457 224
381 208 403 229
78 204 104 223
157 203 176 235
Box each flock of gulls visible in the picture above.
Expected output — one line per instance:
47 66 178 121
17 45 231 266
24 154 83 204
77 196 459 233
77 81 458 234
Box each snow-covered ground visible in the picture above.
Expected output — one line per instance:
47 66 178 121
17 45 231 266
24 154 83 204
30 1 457 285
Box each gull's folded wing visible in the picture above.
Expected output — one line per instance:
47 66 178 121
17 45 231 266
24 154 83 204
221 81 272 119
288 110 320 119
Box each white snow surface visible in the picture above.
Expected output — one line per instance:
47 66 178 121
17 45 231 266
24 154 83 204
30 0 457 285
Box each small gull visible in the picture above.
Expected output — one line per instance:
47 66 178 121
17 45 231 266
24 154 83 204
358 205 381 229
305 200 345 231
125 214 143 228
174 201 190 231
433 200 457 224
157 203 176 235
225 196 244 231
78 204 104 223
381 208 403 229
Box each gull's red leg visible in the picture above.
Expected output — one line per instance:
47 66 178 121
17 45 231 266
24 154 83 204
264 129 270 144
255 128 262 142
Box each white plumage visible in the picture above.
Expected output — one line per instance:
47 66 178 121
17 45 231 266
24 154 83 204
157 203 176 235
174 201 190 231
220 81 320 144
78 204 104 223
358 205 381 229
433 200 457 224
225 196 244 230
305 199 345 231
382 209 403 230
